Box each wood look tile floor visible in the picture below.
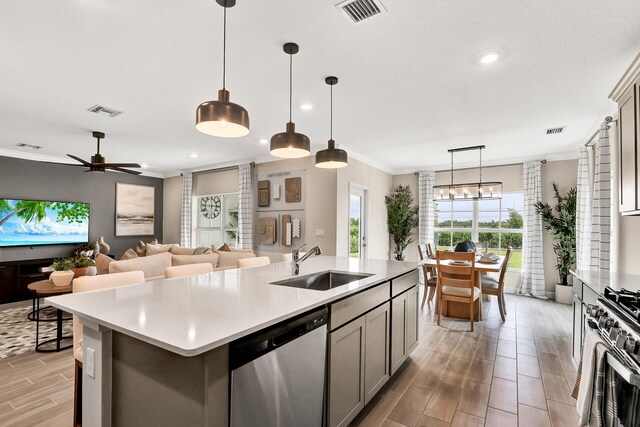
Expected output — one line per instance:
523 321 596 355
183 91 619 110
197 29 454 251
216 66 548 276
0 293 578 427
353 293 579 427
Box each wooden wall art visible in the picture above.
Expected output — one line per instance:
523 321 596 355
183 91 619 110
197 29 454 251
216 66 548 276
258 217 277 245
285 177 302 203
258 180 270 207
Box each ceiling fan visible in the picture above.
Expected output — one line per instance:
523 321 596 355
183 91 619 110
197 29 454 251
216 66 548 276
67 131 142 175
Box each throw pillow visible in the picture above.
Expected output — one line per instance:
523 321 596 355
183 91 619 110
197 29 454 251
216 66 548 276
146 243 175 255
193 246 212 255
135 241 147 257
95 253 114 275
218 243 231 252
120 248 138 261
171 253 219 267
170 246 196 256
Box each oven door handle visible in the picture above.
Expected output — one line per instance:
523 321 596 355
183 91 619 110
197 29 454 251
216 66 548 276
606 353 640 388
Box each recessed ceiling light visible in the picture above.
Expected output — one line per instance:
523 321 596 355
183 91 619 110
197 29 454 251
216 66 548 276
480 53 499 64
300 104 313 110
140 163 149 168
190 153 198 158
259 139 268 144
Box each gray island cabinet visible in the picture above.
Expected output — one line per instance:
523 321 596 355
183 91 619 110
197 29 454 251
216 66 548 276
47 256 419 427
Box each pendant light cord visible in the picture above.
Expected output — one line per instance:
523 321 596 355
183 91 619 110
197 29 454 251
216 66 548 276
330 84 333 140
289 52 293 123
222 4 227 90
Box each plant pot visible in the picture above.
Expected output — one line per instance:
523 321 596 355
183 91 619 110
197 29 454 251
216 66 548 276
50 271 74 287
555 283 573 305
72 267 86 278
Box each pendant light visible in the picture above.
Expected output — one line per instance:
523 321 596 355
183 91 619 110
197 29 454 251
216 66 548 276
433 145 503 201
270 43 310 158
316 76 348 168
196 0 249 138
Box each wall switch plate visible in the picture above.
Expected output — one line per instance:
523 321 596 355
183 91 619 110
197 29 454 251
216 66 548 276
86 347 96 378
315 229 324 237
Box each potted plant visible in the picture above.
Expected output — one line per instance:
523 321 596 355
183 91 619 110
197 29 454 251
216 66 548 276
69 254 97 278
385 185 419 261
534 183 577 304
50 258 75 287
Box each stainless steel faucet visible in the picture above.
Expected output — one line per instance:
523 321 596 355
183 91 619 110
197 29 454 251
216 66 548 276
291 243 322 275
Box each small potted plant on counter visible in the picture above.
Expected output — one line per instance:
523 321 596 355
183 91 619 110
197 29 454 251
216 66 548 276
534 183 577 304
50 258 75 287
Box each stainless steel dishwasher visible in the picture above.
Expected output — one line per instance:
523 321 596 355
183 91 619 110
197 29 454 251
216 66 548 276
230 307 328 427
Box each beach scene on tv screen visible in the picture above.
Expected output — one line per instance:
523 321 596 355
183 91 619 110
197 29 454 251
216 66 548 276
0 199 89 246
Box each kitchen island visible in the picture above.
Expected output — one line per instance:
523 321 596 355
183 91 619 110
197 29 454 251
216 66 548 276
47 256 419 427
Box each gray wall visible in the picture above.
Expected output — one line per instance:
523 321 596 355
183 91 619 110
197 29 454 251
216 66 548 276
0 155 163 261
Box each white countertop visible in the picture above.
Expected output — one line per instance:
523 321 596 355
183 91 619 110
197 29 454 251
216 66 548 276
571 269 640 294
47 256 417 357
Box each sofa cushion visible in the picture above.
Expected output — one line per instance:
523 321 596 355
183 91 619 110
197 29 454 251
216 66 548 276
95 253 114 275
229 247 255 253
217 251 256 268
170 246 196 255
171 253 219 267
193 246 213 255
146 243 175 255
109 252 172 279
120 248 139 261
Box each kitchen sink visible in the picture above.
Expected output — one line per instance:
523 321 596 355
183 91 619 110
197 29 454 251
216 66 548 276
270 271 374 291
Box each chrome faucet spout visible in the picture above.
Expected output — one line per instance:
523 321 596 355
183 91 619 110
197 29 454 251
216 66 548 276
291 245 322 275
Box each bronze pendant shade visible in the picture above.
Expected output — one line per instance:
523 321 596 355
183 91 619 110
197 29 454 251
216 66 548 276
315 76 348 168
195 0 250 138
270 43 311 158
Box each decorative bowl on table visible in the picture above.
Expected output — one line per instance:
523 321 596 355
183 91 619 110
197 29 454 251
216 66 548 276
479 253 500 264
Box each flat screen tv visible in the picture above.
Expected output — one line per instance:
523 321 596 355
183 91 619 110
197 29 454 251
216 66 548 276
0 198 90 247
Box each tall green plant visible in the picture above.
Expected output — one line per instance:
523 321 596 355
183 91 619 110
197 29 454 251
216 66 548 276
385 185 419 261
533 183 577 286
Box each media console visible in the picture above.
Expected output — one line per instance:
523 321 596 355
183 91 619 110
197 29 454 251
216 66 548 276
0 258 54 304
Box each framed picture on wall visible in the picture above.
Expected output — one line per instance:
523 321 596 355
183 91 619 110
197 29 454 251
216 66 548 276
115 183 155 236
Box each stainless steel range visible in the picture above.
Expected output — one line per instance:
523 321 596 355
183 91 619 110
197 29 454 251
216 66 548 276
586 286 640 387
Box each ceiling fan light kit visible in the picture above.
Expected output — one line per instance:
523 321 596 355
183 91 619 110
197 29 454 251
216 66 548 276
195 0 250 138
433 145 502 201
316 76 348 168
270 42 311 159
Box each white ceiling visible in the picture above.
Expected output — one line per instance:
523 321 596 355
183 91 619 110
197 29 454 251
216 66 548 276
1 0 639 177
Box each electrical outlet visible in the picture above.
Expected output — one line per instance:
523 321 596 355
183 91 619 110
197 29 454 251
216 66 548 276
86 347 96 378
315 229 324 237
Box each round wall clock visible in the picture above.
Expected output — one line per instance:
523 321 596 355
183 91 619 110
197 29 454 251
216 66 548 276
200 195 221 219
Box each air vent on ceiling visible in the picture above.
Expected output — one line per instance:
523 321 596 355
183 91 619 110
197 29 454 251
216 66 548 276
87 104 123 118
16 143 42 150
545 126 565 135
336 0 387 23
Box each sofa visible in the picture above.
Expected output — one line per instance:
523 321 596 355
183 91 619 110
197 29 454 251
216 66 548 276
96 243 256 280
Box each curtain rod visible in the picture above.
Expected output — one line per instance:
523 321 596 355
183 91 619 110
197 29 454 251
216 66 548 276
182 162 255 177
415 159 547 175
585 116 616 147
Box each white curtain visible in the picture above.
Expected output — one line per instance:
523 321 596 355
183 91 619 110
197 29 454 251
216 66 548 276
590 121 611 271
238 163 253 249
180 172 193 247
519 161 547 299
576 147 593 271
418 170 435 246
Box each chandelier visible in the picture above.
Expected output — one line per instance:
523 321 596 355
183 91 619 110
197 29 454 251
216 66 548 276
433 145 503 201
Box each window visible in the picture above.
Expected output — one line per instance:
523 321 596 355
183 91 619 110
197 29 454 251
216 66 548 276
434 193 524 269
194 193 239 248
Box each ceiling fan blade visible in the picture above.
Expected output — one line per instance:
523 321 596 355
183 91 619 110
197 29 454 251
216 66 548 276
39 160 85 167
109 167 142 175
67 154 92 167
95 162 141 168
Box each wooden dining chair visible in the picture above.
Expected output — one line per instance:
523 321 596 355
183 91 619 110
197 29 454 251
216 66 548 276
417 244 438 307
481 247 513 321
436 251 479 331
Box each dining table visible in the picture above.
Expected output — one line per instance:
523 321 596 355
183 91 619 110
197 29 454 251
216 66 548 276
420 255 504 321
